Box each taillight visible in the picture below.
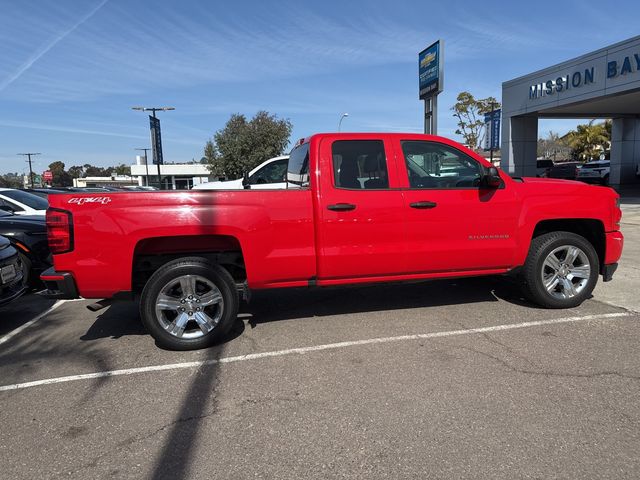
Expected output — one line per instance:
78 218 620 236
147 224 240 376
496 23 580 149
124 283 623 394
46 208 74 254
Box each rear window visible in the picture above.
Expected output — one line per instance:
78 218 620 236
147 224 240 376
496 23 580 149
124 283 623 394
537 160 554 168
1 189 48 210
287 143 310 187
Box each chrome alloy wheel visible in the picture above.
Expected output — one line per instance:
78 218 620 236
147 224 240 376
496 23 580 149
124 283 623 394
154 274 224 339
541 245 591 299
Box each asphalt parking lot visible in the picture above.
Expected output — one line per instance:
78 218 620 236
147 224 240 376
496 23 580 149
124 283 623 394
1 202 639 479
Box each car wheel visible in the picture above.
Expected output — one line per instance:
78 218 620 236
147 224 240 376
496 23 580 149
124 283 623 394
602 174 610 186
18 252 32 288
140 257 238 350
520 232 599 309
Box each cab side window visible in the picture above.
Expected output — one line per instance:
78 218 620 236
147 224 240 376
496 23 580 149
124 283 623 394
332 140 389 189
402 141 484 189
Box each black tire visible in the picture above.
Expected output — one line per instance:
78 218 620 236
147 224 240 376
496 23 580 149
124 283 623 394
140 257 238 350
602 174 610 186
18 253 32 289
520 231 599 309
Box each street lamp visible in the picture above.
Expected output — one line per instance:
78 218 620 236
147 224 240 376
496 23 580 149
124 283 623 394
131 106 175 189
338 113 349 132
134 148 151 187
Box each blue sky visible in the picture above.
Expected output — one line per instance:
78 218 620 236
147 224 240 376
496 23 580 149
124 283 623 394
0 0 638 175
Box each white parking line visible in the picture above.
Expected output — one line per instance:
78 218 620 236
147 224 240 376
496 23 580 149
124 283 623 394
0 300 66 347
0 312 633 392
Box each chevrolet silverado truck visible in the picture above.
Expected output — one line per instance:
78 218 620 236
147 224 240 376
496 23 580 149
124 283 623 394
41 133 623 350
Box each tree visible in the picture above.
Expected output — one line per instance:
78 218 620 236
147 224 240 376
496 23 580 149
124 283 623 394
68 165 85 179
565 120 610 161
49 161 73 187
111 164 130 176
204 111 293 179
0 174 22 188
537 131 571 161
451 92 500 149
83 164 108 177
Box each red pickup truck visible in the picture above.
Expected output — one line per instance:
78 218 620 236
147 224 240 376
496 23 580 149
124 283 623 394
41 133 623 350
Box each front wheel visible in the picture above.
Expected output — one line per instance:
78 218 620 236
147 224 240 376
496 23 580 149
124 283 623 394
140 257 239 350
521 232 599 308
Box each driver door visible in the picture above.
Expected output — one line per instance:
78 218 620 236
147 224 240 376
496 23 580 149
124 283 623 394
394 138 520 273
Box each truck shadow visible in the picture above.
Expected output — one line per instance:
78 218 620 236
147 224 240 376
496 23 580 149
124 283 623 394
241 275 535 327
79 276 535 342
82 301 245 351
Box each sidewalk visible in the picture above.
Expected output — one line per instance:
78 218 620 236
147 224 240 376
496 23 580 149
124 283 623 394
592 202 640 312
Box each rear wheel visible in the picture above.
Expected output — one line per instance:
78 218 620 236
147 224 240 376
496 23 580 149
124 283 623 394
521 232 599 308
140 257 238 350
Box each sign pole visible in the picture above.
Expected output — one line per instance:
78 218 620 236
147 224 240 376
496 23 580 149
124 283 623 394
424 96 438 135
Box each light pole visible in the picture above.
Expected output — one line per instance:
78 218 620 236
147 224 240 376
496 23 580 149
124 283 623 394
338 113 349 132
132 106 175 189
17 153 41 188
135 148 151 186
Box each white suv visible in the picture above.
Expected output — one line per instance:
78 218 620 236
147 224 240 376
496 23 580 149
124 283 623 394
0 188 48 215
192 156 289 190
577 160 610 185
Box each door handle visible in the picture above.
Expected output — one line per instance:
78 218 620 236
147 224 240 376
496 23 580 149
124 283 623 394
327 203 356 211
410 201 437 209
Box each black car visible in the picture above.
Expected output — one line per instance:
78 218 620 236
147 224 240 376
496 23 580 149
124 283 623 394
23 188 68 199
0 235 25 306
0 210 50 288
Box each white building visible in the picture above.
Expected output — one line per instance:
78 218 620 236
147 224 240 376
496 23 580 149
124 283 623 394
73 176 138 188
131 156 213 190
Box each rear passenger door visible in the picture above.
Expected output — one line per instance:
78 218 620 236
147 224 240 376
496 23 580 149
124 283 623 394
316 136 407 280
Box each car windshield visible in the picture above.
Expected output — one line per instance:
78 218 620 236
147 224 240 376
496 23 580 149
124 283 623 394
1 189 48 210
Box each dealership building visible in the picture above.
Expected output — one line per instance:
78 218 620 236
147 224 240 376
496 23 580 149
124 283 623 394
501 35 640 186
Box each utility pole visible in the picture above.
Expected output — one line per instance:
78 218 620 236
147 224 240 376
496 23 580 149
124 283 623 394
132 106 175 189
135 148 151 186
17 153 41 188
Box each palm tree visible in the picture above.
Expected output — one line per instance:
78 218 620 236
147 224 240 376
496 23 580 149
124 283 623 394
566 120 610 161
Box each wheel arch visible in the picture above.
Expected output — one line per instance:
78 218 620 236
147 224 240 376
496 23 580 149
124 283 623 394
131 234 246 294
530 219 605 271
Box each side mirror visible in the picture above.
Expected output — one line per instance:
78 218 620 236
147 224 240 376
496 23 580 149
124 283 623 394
483 167 503 188
242 171 251 189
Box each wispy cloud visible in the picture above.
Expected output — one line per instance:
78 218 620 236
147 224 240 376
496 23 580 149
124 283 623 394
0 0 109 93
0 3 478 103
0 119 202 146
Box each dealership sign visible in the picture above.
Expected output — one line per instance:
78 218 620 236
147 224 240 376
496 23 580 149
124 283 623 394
149 115 164 165
419 40 443 99
529 67 595 99
529 51 639 100
483 109 501 151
